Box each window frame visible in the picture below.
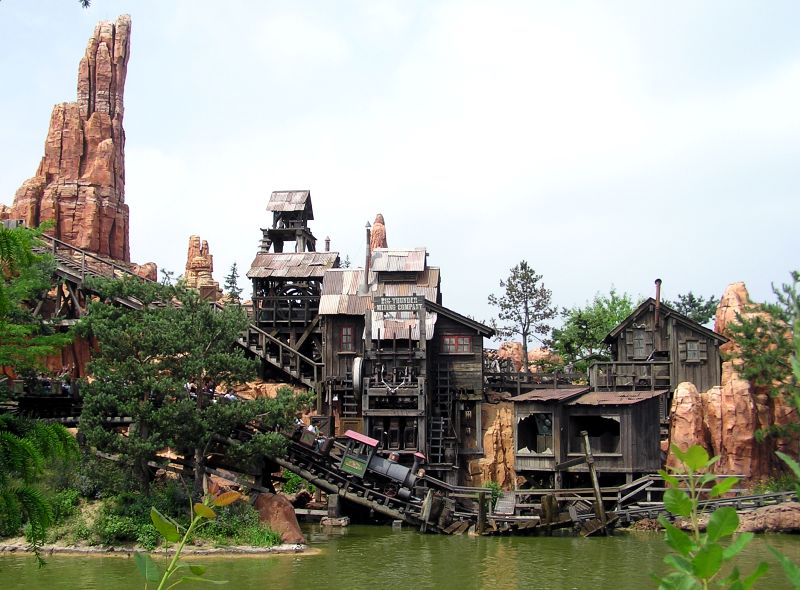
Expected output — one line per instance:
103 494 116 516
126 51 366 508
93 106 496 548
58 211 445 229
442 334 472 354
339 324 356 353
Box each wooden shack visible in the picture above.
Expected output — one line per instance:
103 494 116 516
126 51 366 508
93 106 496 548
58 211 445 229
513 388 664 488
589 294 727 420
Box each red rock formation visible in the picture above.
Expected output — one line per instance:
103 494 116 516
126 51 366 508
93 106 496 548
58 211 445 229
131 262 157 282
253 493 306 544
495 342 561 372
464 402 517 489
183 235 221 301
3 16 131 261
667 282 799 482
369 214 387 251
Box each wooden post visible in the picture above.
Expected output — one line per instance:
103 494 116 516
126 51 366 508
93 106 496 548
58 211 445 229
420 489 433 533
477 491 486 535
582 430 608 532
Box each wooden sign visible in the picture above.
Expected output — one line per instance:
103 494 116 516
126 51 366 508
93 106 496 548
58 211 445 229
374 295 425 312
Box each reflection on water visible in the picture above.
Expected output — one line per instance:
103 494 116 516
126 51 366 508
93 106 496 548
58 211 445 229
1 526 798 590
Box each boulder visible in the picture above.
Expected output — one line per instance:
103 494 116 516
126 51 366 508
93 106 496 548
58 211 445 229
736 502 800 533
253 493 305 544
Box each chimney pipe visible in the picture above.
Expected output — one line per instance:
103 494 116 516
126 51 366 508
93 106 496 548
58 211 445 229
325 236 330 252
360 222 371 294
654 278 662 329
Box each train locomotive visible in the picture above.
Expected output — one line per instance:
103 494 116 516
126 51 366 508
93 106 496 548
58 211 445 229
291 426 427 503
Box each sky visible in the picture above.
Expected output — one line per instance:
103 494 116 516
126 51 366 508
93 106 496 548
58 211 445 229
1 0 798 332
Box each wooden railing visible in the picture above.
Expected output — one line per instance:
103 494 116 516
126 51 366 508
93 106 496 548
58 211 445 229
38 234 148 283
589 360 671 390
484 371 586 394
244 323 323 388
251 295 319 329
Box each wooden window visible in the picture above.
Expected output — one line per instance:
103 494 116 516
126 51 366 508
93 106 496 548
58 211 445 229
517 413 553 455
443 335 472 353
339 325 355 352
679 338 707 363
633 328 647 359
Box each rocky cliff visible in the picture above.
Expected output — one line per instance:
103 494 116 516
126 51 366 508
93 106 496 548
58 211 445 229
667 282 798 481
3 16 131 261
183 235 222 301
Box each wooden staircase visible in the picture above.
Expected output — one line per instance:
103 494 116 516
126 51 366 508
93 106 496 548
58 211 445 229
237 324 322 390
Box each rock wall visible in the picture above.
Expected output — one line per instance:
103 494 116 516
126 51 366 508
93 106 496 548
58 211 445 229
494 342 561 372
464 401 517 489
183 235 221 301
667 282 799 482
2 16 131 261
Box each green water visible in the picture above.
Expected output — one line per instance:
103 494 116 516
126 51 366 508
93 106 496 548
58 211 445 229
1 526 798 590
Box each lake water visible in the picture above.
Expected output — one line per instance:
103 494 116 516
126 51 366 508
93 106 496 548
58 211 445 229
1 525 798 589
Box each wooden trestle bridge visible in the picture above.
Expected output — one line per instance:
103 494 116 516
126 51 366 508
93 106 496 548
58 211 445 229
11 235 798 538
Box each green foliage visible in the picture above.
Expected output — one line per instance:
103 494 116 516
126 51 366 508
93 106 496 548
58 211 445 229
0 224 73 373
551 288 635 373
136 491 243 589
77 277 311 495
485 481 502 509
669 292 719 326
197 501 281 547
223 262 243 304
0 414 78 562
281 468 315 495
655 444 767 590
488 260 557 373
49 488 80 524
726 271 800 442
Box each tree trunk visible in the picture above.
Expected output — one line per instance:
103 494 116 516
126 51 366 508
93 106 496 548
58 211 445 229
521 334 530 373
193 447 205 499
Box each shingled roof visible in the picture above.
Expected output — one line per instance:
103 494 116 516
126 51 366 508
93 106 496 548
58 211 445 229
247 251 338 279
267 190 314 219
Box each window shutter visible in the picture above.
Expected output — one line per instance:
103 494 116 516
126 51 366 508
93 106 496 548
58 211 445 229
678 341 687 361
625 329 634 358
699 340 708 361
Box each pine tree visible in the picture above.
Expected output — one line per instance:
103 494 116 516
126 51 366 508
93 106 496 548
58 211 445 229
77 277 312 496
223 262 243 304
669 291 719 325
488 261 557 373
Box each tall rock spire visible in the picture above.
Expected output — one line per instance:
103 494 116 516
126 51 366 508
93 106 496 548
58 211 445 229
4 15 132 261
369 213 388 251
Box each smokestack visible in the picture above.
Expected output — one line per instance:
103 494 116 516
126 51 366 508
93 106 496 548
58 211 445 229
654 278 662 329
360 222 371 294
325 236 330 252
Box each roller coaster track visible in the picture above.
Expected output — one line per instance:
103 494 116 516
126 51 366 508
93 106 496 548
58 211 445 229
36 234 320 390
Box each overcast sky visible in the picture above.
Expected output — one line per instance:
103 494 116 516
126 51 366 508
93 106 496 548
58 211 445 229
1 0 798 331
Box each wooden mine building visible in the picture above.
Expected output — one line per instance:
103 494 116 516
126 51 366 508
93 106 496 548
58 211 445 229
246 191 493 484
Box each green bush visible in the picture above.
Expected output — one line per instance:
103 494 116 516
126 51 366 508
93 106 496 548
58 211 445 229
282 469 314 494
196 502 281 547
136 523 160 550
93 512 141 545
49 489 80 524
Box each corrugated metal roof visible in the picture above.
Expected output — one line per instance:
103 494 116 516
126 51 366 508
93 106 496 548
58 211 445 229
319 267 440 316
567 389 667 406
267 190 313 216
371 248 426 272
511 387 591 403
247 252 338 279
